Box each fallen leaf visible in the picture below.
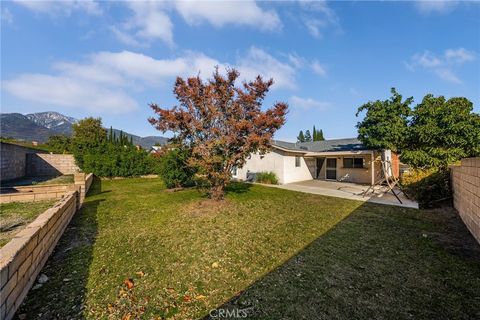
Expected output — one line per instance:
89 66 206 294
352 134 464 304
124 278 134 289
196 295 207 300
122 313 132 320
211 262 219 268
136 271 145 277
183 295 192 302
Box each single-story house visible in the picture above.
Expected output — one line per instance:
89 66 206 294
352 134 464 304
233 138 399 185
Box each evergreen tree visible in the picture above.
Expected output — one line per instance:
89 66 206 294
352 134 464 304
318 129 325 141
304 130 312 142
297 130 305 143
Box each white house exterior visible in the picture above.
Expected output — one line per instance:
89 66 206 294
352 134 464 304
233 138 398 185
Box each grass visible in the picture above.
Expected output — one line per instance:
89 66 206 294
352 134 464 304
0 200 55 247
16 178 480 319
1 175 74 187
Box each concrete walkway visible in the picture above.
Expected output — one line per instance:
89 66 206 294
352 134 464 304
272 180 418 209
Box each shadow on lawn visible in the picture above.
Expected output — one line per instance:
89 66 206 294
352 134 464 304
204 204 480 320
15 178 104 320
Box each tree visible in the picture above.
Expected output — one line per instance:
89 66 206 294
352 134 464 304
297 130 305 143
46 135 71 154
149 68 288 200
155 146 196 189
318 129 325 141
71 117 106 167
401 95 480 168
356 88 412 152
304 130 312 142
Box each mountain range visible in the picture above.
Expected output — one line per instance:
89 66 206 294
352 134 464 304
0 111 168 149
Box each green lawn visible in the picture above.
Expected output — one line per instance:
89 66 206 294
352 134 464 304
16 178 480 319
0 200 55 247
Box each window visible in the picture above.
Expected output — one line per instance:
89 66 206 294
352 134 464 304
295 156 301 167
343 157 364 168
232 166 237 176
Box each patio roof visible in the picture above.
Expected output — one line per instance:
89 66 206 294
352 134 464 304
272 138 368 153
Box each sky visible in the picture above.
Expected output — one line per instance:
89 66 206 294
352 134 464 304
1 0 479 141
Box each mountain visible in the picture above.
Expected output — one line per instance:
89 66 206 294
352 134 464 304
0 112 168 149
26 111 76 135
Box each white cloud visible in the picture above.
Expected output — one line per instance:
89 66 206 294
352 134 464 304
300 0 339 39
290 95 330 110
311 60 327 77
2 74 137 113
114 0 281 46
414 1 458 14
174 0 281 30
13 0 102 16
3 48 301 114
407 48 476 84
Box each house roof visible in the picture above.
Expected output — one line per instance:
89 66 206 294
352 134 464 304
272 138 368 153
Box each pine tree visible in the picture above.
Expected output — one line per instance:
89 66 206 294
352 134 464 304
297 130 305 143
304 130 312 142
313 125 317 141
318 129 325 141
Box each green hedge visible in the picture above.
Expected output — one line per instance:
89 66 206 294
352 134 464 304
402 168 451 208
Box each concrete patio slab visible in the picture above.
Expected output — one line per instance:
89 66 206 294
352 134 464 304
271 180 418 209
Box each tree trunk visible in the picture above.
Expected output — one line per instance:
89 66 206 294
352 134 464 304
209 181 226 201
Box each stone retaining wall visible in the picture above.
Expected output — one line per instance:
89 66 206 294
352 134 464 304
451 157 480 243
0 143 46 182
0 174 94 319
26 154 79 176
0 193 77 320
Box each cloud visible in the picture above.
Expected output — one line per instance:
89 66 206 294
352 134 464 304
414 1 458 14
114 0 281 46
2 74 137 113
299 0 339 39
311 60 327 77
406 48 476 84
174 0 281 30
290 96 330 110
3 48 301 114
13 0 102 16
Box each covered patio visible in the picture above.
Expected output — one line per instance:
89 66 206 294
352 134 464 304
274 179 418 208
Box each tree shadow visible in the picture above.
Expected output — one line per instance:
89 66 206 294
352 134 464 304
14 179 104 319
225 182 252 195
204 203 480 320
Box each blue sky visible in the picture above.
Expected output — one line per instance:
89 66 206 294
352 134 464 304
1 1 479 141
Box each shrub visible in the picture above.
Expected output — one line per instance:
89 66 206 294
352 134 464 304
401 168 451 208
156 148 196 189
255 171 278 185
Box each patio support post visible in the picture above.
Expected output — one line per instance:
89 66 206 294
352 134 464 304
371 151 375 186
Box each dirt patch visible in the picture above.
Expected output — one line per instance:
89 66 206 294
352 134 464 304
423 206 480 263
185 198 233 217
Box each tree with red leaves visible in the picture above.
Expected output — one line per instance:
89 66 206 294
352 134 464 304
149 68 288 200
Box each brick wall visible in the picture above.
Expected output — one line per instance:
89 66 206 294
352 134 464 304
0 174 94 319
26 154 79 176
451 157 480 243
0 193 77 320
0 143 46 182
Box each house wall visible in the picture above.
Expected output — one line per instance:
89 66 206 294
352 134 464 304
317 153 381 185
234 150 285 183
282 153 315 184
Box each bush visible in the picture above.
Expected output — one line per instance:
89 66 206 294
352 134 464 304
255 171 278 185
156 148 196 189
401 168 451 208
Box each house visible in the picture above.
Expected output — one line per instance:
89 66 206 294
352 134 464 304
233 138 399 185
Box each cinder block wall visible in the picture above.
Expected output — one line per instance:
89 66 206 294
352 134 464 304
26 154 79 176
0 143 45 181
451 157 480 243
0 193 77 320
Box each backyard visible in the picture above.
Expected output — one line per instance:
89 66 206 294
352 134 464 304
16 178 480 319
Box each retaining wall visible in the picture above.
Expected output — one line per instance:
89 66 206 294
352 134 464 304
451 157 480 243
26 154 79 176
0 143 46 182
0 174 94 319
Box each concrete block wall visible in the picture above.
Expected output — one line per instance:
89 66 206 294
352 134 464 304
26 154 79 176
451 157 480 243
0 143 46 182
0 193 77 320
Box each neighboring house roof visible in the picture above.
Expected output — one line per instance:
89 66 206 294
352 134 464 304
272 138 368 153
